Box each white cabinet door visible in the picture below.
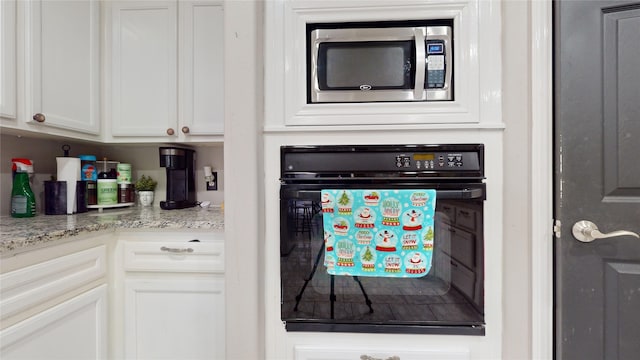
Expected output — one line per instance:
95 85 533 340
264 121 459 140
110 0 177 137
179 0 224 136
0 285 108 360
124 277 225 360
27 0 100 134
0 0 16 120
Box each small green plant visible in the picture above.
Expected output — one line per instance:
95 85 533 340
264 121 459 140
135 175 157 191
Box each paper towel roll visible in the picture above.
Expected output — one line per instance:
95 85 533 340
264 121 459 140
57 157 81 214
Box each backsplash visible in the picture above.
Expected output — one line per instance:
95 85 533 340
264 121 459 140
0 134 224 216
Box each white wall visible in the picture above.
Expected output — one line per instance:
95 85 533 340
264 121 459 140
103 144 224 207
0 133 105 216
0 133 224 216
222 0 263 359
501 1 533 359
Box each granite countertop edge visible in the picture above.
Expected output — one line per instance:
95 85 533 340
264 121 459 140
0 206 224 256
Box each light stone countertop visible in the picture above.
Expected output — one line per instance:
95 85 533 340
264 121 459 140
0 206 224 256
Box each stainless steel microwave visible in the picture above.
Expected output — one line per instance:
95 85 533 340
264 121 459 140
308 22 453 103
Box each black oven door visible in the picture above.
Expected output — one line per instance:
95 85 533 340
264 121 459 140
279 182 485 335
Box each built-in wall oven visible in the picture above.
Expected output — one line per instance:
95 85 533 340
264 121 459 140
280 144 486 335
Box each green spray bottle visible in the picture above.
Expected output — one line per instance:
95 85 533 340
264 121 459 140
11 158 36 218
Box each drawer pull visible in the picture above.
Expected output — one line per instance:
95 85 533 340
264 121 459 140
33 113 46 122
160 246 194 253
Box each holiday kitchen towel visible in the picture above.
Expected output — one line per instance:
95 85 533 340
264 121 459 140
321 189 436 278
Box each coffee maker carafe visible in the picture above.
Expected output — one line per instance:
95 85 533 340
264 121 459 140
159 147 197 210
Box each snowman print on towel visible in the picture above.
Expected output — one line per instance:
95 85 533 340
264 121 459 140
375 229 398 252
402 209 424 231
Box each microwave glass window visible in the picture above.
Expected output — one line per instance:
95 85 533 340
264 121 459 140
318 41 413 90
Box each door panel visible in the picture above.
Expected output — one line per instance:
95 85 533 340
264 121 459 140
603 7 640 199
554 1 640 359
603 261 640 359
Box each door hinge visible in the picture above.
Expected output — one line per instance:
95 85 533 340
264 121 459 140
553 219 561 238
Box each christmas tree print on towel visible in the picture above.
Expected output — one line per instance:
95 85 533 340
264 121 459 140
337 190 353 215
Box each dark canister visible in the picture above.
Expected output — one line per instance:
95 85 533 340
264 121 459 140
86 180 97 205
76 181 88 213
44 181 67 215
118 183 134 203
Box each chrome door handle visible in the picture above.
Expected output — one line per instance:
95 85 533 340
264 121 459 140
572 220 639 243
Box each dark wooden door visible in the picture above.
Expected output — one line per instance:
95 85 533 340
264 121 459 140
554 1 640 359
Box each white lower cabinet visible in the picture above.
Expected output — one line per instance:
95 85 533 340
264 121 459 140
116 233 225 360
0 285 108 360
0 240 109 360
124 277 225 360
294 346 470 360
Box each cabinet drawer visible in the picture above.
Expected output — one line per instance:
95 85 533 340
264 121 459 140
450 258 475 301
0 246 106 321
294 345 470 360
123 241 224 273
450 228 475 269
455 207 477 230
438 203 456 223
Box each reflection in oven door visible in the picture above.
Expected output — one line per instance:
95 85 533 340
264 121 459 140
280 191 484 335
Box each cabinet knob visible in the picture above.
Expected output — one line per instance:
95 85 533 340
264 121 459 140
33 113 46 122
181 126 190 134
166 128 175 136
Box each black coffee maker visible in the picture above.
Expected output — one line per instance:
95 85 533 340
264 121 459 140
159 147 197 210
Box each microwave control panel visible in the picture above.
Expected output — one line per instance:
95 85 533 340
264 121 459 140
426 41 446 88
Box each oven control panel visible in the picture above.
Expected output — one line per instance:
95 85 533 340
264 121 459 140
281 144 484 179
395 151 480 171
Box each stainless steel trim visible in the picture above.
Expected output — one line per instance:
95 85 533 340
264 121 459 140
414 28 426 99
159 148 186 156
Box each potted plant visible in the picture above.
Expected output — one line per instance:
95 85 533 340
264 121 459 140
135 174 157 207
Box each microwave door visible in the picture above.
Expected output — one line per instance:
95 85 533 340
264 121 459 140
310 27 426 103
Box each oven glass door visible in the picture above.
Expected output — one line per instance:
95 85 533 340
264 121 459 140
280 183 485 335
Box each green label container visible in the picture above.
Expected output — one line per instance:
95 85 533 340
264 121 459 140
97 179 118 205
117 163 132 184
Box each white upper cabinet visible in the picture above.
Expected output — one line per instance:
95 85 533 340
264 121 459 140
108 0 224 142
179 1 224 136
109 0 178 138
0 0 16 120
26 0 100 134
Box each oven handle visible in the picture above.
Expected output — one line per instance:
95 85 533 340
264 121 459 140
287 188 484 200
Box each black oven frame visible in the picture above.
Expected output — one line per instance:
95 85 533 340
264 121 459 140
279 144 486 335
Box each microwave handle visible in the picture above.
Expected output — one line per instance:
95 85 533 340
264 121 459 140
413 28 426 99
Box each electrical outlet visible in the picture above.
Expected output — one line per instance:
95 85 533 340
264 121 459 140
206 172 218 191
